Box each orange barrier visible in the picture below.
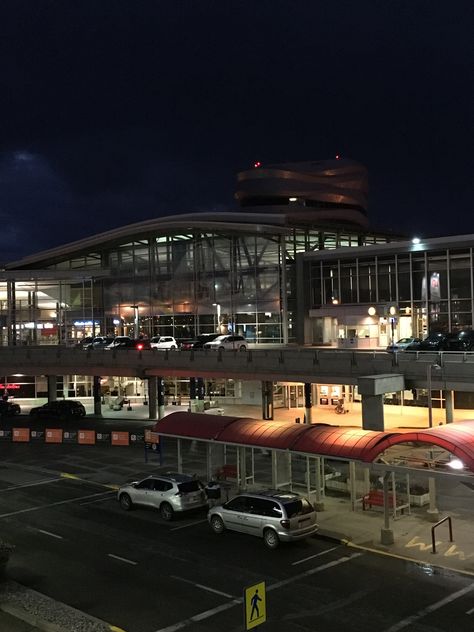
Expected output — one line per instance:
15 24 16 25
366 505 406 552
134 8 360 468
144 430 160 444
111 431 130 446
45 428 63 444
78 430 96 445
12 428 30 442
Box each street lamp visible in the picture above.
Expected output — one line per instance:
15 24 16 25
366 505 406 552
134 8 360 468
427 363 441 428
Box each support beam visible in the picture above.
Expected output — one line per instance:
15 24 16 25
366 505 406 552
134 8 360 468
444 390 454 424
304 382 312 424
381 472 395 544
261 380 274 420
361 394 385 431
148 376 158 420
93 376 102 416
427 476 440 522
47 376 57 403
157 377 165 420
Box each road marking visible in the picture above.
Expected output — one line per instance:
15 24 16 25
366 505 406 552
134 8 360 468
154 552 361 632
170 575 234 599
0 490 119 519
383 583 474 631
170 519 207 531
60 473 80 480
79 492 116 505
108 554 138 566
0 478 61 492
35 528 63 540
292 545 340 566
466 606 474 615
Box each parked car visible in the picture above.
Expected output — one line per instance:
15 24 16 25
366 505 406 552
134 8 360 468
117 473 208 520
29 400 86 419
180 333 221 350
105 336 151 350
0 400 21 417
208 490 318 549
386 337 421 352
203 334 248 351
83 336 115 350
406 332 457 351
150 336 178 350
446 330 474 351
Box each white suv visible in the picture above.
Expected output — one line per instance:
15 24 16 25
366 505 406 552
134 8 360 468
150 336 178 350
203 334 248 351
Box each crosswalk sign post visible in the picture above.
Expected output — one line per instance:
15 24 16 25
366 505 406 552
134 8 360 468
244 581 266 630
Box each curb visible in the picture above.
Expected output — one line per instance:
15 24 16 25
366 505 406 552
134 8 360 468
0 602 66 632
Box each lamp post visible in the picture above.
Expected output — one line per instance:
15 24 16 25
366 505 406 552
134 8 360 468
212 303 221 333
427 363 441 428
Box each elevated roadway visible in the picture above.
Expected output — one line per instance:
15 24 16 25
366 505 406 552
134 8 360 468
1 346 474 391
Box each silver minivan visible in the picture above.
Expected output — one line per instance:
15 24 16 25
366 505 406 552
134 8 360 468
208 490 318 549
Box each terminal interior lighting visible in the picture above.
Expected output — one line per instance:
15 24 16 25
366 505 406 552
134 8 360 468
368 306 376 316
447 459 464 470
412 237 421 244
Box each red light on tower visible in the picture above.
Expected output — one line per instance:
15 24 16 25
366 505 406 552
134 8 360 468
335 154 340 160
254 161 261 168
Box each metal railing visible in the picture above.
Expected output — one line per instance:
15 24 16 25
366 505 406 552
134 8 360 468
431 516 454 554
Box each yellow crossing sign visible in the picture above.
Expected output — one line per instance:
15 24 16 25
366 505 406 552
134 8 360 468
244 581 266 630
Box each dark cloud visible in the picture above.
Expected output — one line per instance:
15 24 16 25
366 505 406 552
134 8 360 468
0 1 472 259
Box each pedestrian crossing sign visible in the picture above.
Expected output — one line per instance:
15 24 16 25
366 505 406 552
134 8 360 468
244 581 266 630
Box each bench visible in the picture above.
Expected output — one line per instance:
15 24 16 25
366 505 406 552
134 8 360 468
215 464 238 480
362 489 409 517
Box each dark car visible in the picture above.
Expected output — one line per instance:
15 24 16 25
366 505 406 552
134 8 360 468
0 401 21 417
180 333 221 350
83 336 115 350
445 330 474 351
105 336 151 351
30 400 86 419
407 332 457 351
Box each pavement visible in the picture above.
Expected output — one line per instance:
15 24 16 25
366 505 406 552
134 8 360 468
1 399 474 631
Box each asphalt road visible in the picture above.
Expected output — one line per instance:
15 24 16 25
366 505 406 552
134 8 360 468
0 447 473 632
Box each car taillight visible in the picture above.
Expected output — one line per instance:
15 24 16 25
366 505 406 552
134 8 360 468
280 519 290 529
136 344 144 350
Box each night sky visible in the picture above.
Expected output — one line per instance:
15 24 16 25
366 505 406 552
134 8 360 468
1 1 473 263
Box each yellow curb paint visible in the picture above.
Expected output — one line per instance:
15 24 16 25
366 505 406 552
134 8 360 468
60 472 80 479
341 540 474 578
109 626 128 632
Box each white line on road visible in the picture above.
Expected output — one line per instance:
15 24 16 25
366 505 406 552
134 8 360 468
0 478 61 492
154 552 362 632
170 575 234 599
35 529 63 540
170 519 207 531
292 545 340 566
78 492 116 505
0 490 119 519
384 583 474 631
465 606 474 615
108 554 138 566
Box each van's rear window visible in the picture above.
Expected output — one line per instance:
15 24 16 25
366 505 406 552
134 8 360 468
283 498 313 518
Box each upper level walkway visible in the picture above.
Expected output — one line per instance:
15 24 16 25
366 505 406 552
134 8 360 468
1 346 474 391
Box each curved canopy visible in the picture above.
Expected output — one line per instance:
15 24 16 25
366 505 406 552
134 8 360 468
153 412 474 473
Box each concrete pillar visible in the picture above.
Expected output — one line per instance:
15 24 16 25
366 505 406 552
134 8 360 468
427 476 440 522
93 376 102 416
189 377 197 412
313 456 325 511
157 377 165 420
304 382 313 424
361 394 385 431
349 461 357 511
63 375 69 400
196 378 205 412
47 376 57 403
148 376 158 420
444 390 454 424
261 380 274 420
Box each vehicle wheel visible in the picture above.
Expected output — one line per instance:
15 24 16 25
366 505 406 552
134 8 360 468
170 345 177 350
238 345 246 351
263 528 280 550
160 502 174 521
119 493 133 511
210 515 225 534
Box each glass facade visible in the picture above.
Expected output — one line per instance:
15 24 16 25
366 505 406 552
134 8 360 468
2 222 393 346
308 245 474 337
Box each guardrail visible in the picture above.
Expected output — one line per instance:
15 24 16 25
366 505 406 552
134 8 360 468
0 346 473 390
431 515 454 553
